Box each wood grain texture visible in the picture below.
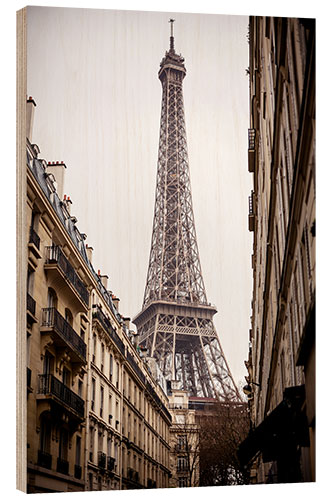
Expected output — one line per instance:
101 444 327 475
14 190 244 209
16 7 27 493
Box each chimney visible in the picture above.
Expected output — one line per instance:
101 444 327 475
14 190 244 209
62 194 72 214
86 245 93 264
46 161 67 200
123 317 131 329
112 295 120 311
100 274 109 289
26 96 36 142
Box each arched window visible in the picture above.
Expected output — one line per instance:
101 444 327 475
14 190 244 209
65 308 73 326
47 287 58 309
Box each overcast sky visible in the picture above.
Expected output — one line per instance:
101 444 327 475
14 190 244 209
27 6 253 387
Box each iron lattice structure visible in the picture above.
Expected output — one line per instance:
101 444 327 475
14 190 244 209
133 25 240 401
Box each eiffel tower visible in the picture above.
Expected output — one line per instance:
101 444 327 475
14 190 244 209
133 20 240 401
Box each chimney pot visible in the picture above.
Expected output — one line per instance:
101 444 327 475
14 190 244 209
85 245 93 263
112 296 120 311
26 97 36 141
100 274 109 289
45 161 66 200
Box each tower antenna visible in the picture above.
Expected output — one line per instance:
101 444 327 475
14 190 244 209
169 18 175 51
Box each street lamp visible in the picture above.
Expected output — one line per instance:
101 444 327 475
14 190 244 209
243 381 260 396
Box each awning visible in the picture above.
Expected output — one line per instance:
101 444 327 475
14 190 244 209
238 385 309 465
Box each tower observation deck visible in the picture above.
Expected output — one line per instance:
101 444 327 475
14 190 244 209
133 21 240 401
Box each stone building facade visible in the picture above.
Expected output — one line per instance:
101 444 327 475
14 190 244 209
25 98 171 492
239 17 315 483
168 383 200 488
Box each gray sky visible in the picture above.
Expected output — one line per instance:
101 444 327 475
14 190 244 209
27 6 253 387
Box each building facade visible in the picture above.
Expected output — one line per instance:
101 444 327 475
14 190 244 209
168 383 200 488
26 98 172 492
239 17 315 483
87 287 172 491
26 98 90 492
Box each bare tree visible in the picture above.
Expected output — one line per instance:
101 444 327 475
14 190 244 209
197 401 250 486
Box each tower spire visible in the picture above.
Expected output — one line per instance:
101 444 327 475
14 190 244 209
133 27 240 402
169 18 175 52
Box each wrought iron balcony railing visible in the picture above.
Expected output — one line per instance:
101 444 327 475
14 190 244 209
27 293 36 317
248 129 257 173
248 191 254 215
107 456 115 472
42 307 86 362
98 451 106 469
38 373 85 418
248 192 255 232
27 367 32 388
248 128 256 151
126 351 146 384
92 307 125 356
38 450 52 470
45 245 89 306
29 226 40 250
74 464 82 479
57 457 69 475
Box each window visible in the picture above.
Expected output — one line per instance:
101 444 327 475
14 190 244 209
177 456 188 472
178 477 188 488
39 416 51 453
116 362 120 388
109 354 113 380
75 436 81 466
78 379 83 398
101 344 105 372
89 473 93 491
109 394 112 423
27 267 34 296
43 351 53 375
92 334 96 363
91 378 96 411
65 308 73 326
89 426 94 460
100 386 104 418
62 368 70 387
58 428 68 461
47 287 58 309
177 435 187 451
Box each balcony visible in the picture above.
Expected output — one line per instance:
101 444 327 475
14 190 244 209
107 456 115 472
177 465 189 473
74 464 82 479
98 451 106 469
28 226 42 262
27 293 37 324
38 373 85 419
57 457 69 475
37 450 52 470
147 478 157 488
92 306 125 356
248 128 256 173
41 307 86 363
126 351 146 384
27 367 33 393
248 191 255 232
44 245 89 309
